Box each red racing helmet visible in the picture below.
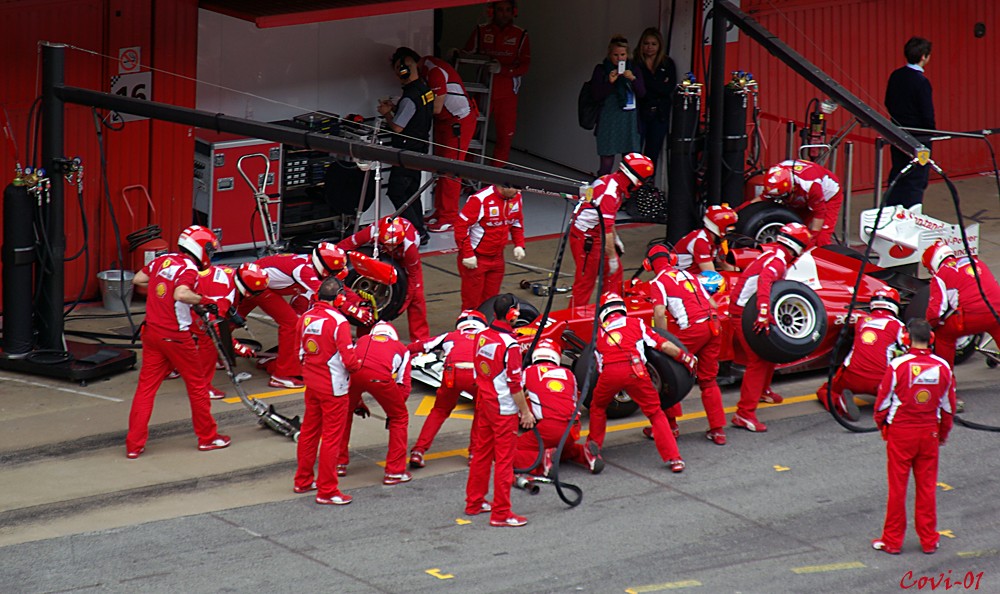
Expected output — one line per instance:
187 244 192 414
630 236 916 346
235 262 269 297
763 164 793 196
370 320 399 341
177 225 219 270
378 217 406 249
921 239 955 274
775 222 811 257
313 242 348 280
532 338 562 365
870 286 901 316
704 205 738 237
620 152 655 187
456 309 488 332
598 292 627 324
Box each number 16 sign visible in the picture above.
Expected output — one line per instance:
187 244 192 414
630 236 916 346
109 71 152 124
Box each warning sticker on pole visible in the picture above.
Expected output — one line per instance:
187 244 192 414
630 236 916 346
118 46 141 74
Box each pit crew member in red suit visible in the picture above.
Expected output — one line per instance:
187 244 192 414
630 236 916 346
513 339 603 475
337 321 413 485
816 287 907 415
407 310 488 469
570 152 655 307
455 183 526 310
922 239 1000 367
647 245 727 445
125 226 230 459
756 160 843 248
586 292 696 473
673 204 740 273
417 54 479 232
729 222 812 432
872 318 956 555
242 243 370 389
294 277 362 505
338 216 429 341
463 0 531 166
465 294 535 527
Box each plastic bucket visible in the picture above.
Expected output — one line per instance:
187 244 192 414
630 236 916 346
97 270 135 312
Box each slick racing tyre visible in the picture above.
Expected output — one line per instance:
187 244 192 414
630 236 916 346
344 247 408 324
743 280 827 364
903 285 982 365
735 202 803 245
477 296 540 328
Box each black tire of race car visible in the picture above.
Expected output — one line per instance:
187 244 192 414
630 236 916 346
344 248 409 325
742 280 828 364
477 296 541 328
902 285 982 364
735 202 804 245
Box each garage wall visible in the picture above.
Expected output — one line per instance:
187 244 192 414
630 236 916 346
196 9 435 123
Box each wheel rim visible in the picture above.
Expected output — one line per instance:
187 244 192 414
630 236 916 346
774 293 818 340
955 334 975 351
350 277 392 313
756 222 785 244
613 391 634 405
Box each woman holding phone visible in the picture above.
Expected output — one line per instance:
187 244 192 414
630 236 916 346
589 34 646 175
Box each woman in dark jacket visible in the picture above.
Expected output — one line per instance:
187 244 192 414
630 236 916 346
634 27 676 168
590 34 646 175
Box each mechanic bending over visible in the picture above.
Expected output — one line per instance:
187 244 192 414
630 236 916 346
753 159 843 249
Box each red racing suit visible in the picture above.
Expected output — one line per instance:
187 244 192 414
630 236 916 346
873 348 956 552
926 256 1000 366
454 185 526 309
466 320 523 521
340 333 412 475
730 246 792 420
514 363 588 474
419 56 478 226
409 329 480 455
126 253 222 452
768 159 843 248
295 302 361 499
674 228 722 273
650 266 726 431
570 171 630 307
816 311 905 412
464 22 530 165
587 314 681 462
338 218 429 341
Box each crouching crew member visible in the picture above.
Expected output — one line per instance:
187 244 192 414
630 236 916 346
455 183 526 310
466 294 535 527
340 321 413 485
295 277 362 505
673 204 740 273
514 339 604 476
756 160 843 248
570 153 655 307
586 292 696 473
408 309 488 469
339 216 429 341
922 239 1000 367
817 287 906 416
872 318 956 555
729 222 812 432
647 245 728 445
126 226 230 459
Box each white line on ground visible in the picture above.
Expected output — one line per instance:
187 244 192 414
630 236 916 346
0 375 123 402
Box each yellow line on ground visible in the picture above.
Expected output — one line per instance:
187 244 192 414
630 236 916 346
377 447 469 467
625 580 702 592
414 395 475 417
958 549 999 558
791 561 865 574
222 387 304 404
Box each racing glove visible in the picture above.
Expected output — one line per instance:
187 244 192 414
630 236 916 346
232 340 257 358
354 404 371 419
345 302 374 326
614 234 625 256
512 246 526 261
461 256 478 269
192 302 219 317
227 307 248 329
673 351 698 375
754 304 771 334
608 256 620 274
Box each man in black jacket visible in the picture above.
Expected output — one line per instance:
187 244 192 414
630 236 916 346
884 37 935 209
379 47 435 245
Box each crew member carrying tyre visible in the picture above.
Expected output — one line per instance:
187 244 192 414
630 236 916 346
570 153 655 307
339 216 430 341
922 239 1000 367
673 204 740 273
242 243 372 389
339 320 414 486
754 160 843 248
514 339 604 476
125 225 231 459
466 294 535 527
586 292 696 473
407 309 488 469
729 222 812 432
294 276 362 505
647 245 728 445
816 286 907 416
454 183 526 310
